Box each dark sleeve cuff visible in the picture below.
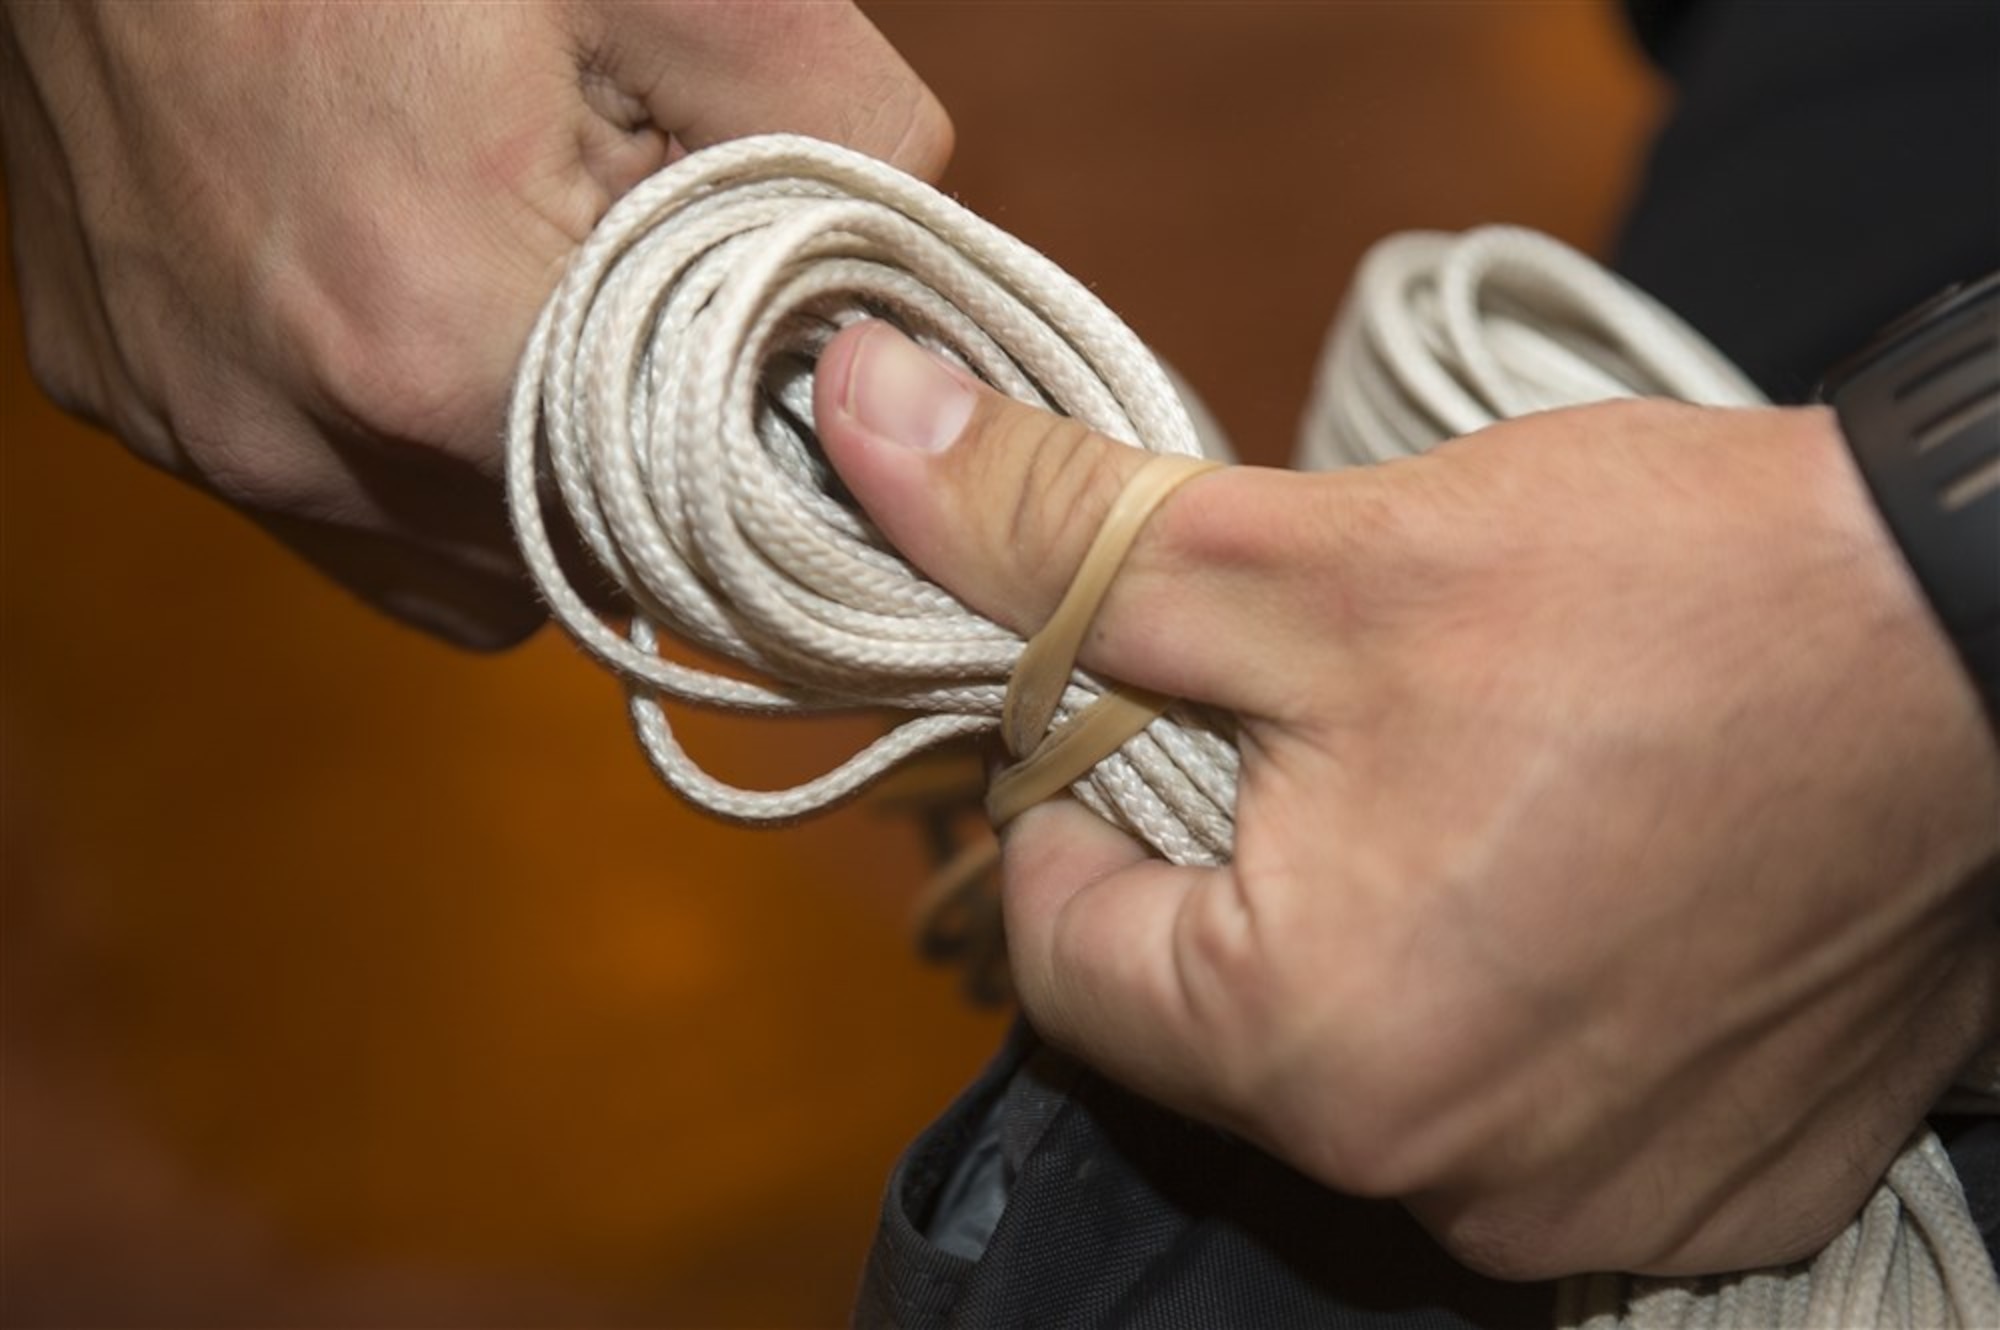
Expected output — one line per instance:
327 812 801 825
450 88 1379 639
1613 2 2000 402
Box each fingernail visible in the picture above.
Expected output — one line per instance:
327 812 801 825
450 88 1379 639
841 324 975 453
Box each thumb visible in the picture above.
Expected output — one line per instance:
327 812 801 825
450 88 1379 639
816 320 1295 1140
812 320 1303 712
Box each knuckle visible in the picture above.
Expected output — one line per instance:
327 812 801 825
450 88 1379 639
1165 880 1455 1200
1305 464 1465 643
16 300 187 472
1298 1090 1442 1198
898 91 955 181
187 428 322 516
820 10 955 177
296 301 487 459
1171 879 1269 1048
160 392 349 523
855 72 953 182
1423 1205 1577 1282
22 343 94 426
985 409 1125 592
265 253 494 460
16 300 98 423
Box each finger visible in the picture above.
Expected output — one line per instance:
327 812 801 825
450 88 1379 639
1000 798 1263 1130
811 320 1351 718
579 1 954 182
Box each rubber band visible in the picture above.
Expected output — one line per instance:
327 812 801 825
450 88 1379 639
987 454 1222 827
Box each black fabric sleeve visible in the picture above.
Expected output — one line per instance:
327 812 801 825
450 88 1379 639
1614 1 2000 403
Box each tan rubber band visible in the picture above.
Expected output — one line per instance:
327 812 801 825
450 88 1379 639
986 684 1174 828
987 452 1222 828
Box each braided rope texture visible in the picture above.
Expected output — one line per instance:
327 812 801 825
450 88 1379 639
507 135 1997 1329
506 133 1234 865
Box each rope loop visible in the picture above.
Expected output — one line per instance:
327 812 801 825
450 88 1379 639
505 133 1236 858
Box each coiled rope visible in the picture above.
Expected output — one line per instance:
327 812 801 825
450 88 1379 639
505 133 1235 867
505 133 1998 1329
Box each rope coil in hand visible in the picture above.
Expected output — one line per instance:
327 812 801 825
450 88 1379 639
505 133 1235 867
506 134 1997 1330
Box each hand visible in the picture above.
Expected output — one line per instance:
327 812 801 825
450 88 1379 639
811 321 2000 1279
1 1 950 646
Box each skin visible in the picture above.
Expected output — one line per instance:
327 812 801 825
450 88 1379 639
0 0 951 647
8 0 1994 1286
812 319 2000 1281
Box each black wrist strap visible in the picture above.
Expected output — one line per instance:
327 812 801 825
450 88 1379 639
1820 272 2000 724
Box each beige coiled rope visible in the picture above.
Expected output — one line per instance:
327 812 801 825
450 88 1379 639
506 134 1998 1329
505 133 1236 867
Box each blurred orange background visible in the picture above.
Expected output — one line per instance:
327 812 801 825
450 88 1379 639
2 6 1660 1327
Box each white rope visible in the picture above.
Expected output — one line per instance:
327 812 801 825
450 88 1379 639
506 133 1997 1328
1295 226 1764 470
505 133 1235 863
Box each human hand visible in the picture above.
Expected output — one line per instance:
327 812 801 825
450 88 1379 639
811 320 2000 1279
1 2 949 646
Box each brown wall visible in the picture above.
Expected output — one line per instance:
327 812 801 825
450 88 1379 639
1 6 1659 1326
